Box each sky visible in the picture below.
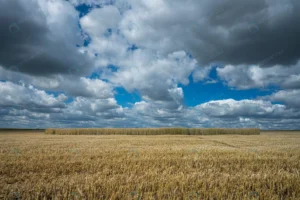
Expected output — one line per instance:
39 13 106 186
0 0 299 130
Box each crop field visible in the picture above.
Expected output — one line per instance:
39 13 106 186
0 130 300 199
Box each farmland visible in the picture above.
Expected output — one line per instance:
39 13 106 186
0 130 300 199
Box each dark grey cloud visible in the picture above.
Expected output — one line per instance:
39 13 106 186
0 0 93 77
189 0 300 67
107 0 300 69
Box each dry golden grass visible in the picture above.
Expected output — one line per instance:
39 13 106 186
0 131 299 199
45 128 260 135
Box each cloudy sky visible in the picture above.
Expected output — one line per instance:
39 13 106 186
0 0 299 129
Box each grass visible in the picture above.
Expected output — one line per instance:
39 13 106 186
45 128 260 135
0 131 299 199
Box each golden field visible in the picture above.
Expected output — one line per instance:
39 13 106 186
0 130 299 199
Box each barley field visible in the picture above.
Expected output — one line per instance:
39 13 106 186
0 130 299 199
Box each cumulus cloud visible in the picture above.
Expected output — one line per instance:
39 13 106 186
198 99 300 119
192 65 213 83
0 81 124 128
106 50 197 102
80 5 121 37
264 89 300 108
217 62 300 90
0 66 114 100
60 77 115 99
0 81 66 113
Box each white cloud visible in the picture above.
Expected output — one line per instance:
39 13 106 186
217 61 300 90
0 66 114 99
0 81 66 111
265 89 300 108
198 99 298 118
107 50 197 102
80 6 121 37
192 65 213 82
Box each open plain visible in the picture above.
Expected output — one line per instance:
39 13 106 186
0 130 299 199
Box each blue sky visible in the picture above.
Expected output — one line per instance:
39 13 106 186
0 0 300 129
